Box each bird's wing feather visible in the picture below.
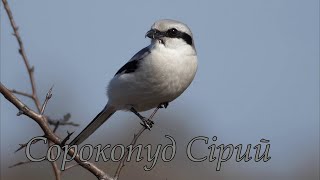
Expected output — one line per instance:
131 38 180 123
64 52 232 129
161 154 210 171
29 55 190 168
114 46 151 76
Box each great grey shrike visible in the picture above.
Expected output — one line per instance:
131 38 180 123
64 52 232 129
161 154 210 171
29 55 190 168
70 19 198 146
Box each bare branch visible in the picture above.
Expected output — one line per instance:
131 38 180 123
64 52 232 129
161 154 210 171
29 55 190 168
48 141 61 180
50 161 61 180
2 2 62 178
1 83 111 179
2 0 41 112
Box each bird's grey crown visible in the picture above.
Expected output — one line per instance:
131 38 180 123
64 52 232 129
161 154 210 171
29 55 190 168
151 19 193 37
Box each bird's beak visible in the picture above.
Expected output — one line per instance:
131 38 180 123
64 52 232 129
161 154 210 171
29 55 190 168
145 29 164 39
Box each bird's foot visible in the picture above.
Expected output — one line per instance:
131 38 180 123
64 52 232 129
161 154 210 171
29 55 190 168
140 117 154 130
159 102 169 109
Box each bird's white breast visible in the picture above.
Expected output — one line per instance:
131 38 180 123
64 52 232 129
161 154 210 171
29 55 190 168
108 44 197 111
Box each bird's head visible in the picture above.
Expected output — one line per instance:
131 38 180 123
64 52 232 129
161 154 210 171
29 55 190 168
146 19 195 51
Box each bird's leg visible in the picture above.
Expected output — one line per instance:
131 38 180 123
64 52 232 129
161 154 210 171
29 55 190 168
130 107 154 130
130 103 168 130
149 102 169 120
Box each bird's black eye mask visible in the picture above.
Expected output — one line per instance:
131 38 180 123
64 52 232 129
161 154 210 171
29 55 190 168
146 28 193 46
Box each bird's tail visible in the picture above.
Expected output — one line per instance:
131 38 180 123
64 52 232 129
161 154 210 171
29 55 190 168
69 104 116 146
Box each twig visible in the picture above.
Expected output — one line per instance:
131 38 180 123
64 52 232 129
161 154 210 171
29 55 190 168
10 89 33 98
2 0 41 112
15 136 44 153
113 106 161 180
40 86 53 115
38 86 61 180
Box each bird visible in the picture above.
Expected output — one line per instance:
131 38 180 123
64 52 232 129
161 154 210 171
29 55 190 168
69 19 198 146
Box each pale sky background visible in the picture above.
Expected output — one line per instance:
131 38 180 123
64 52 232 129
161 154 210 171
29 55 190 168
1 1 319 180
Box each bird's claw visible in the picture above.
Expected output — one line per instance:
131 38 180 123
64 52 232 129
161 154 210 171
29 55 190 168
140 118 154 130
159 102 169 109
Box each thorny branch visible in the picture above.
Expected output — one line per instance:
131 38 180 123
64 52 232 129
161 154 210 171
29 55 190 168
1 84 110 179
2 0 41 112
1 0 109 179
2 0 69 179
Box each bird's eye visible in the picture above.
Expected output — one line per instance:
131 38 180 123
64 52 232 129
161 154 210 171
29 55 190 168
167 28 178 36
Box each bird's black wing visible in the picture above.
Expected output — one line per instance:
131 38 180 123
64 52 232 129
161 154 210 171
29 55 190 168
114 60 140 75
114 46 151 76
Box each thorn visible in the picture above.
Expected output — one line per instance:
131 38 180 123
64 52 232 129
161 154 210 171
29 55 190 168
29 66 34 73
53 121 60 133
17 106 28 116
9 160 32 168
18 49 22 54
14 144 24 153
16 110 24 116
14 136 43 153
